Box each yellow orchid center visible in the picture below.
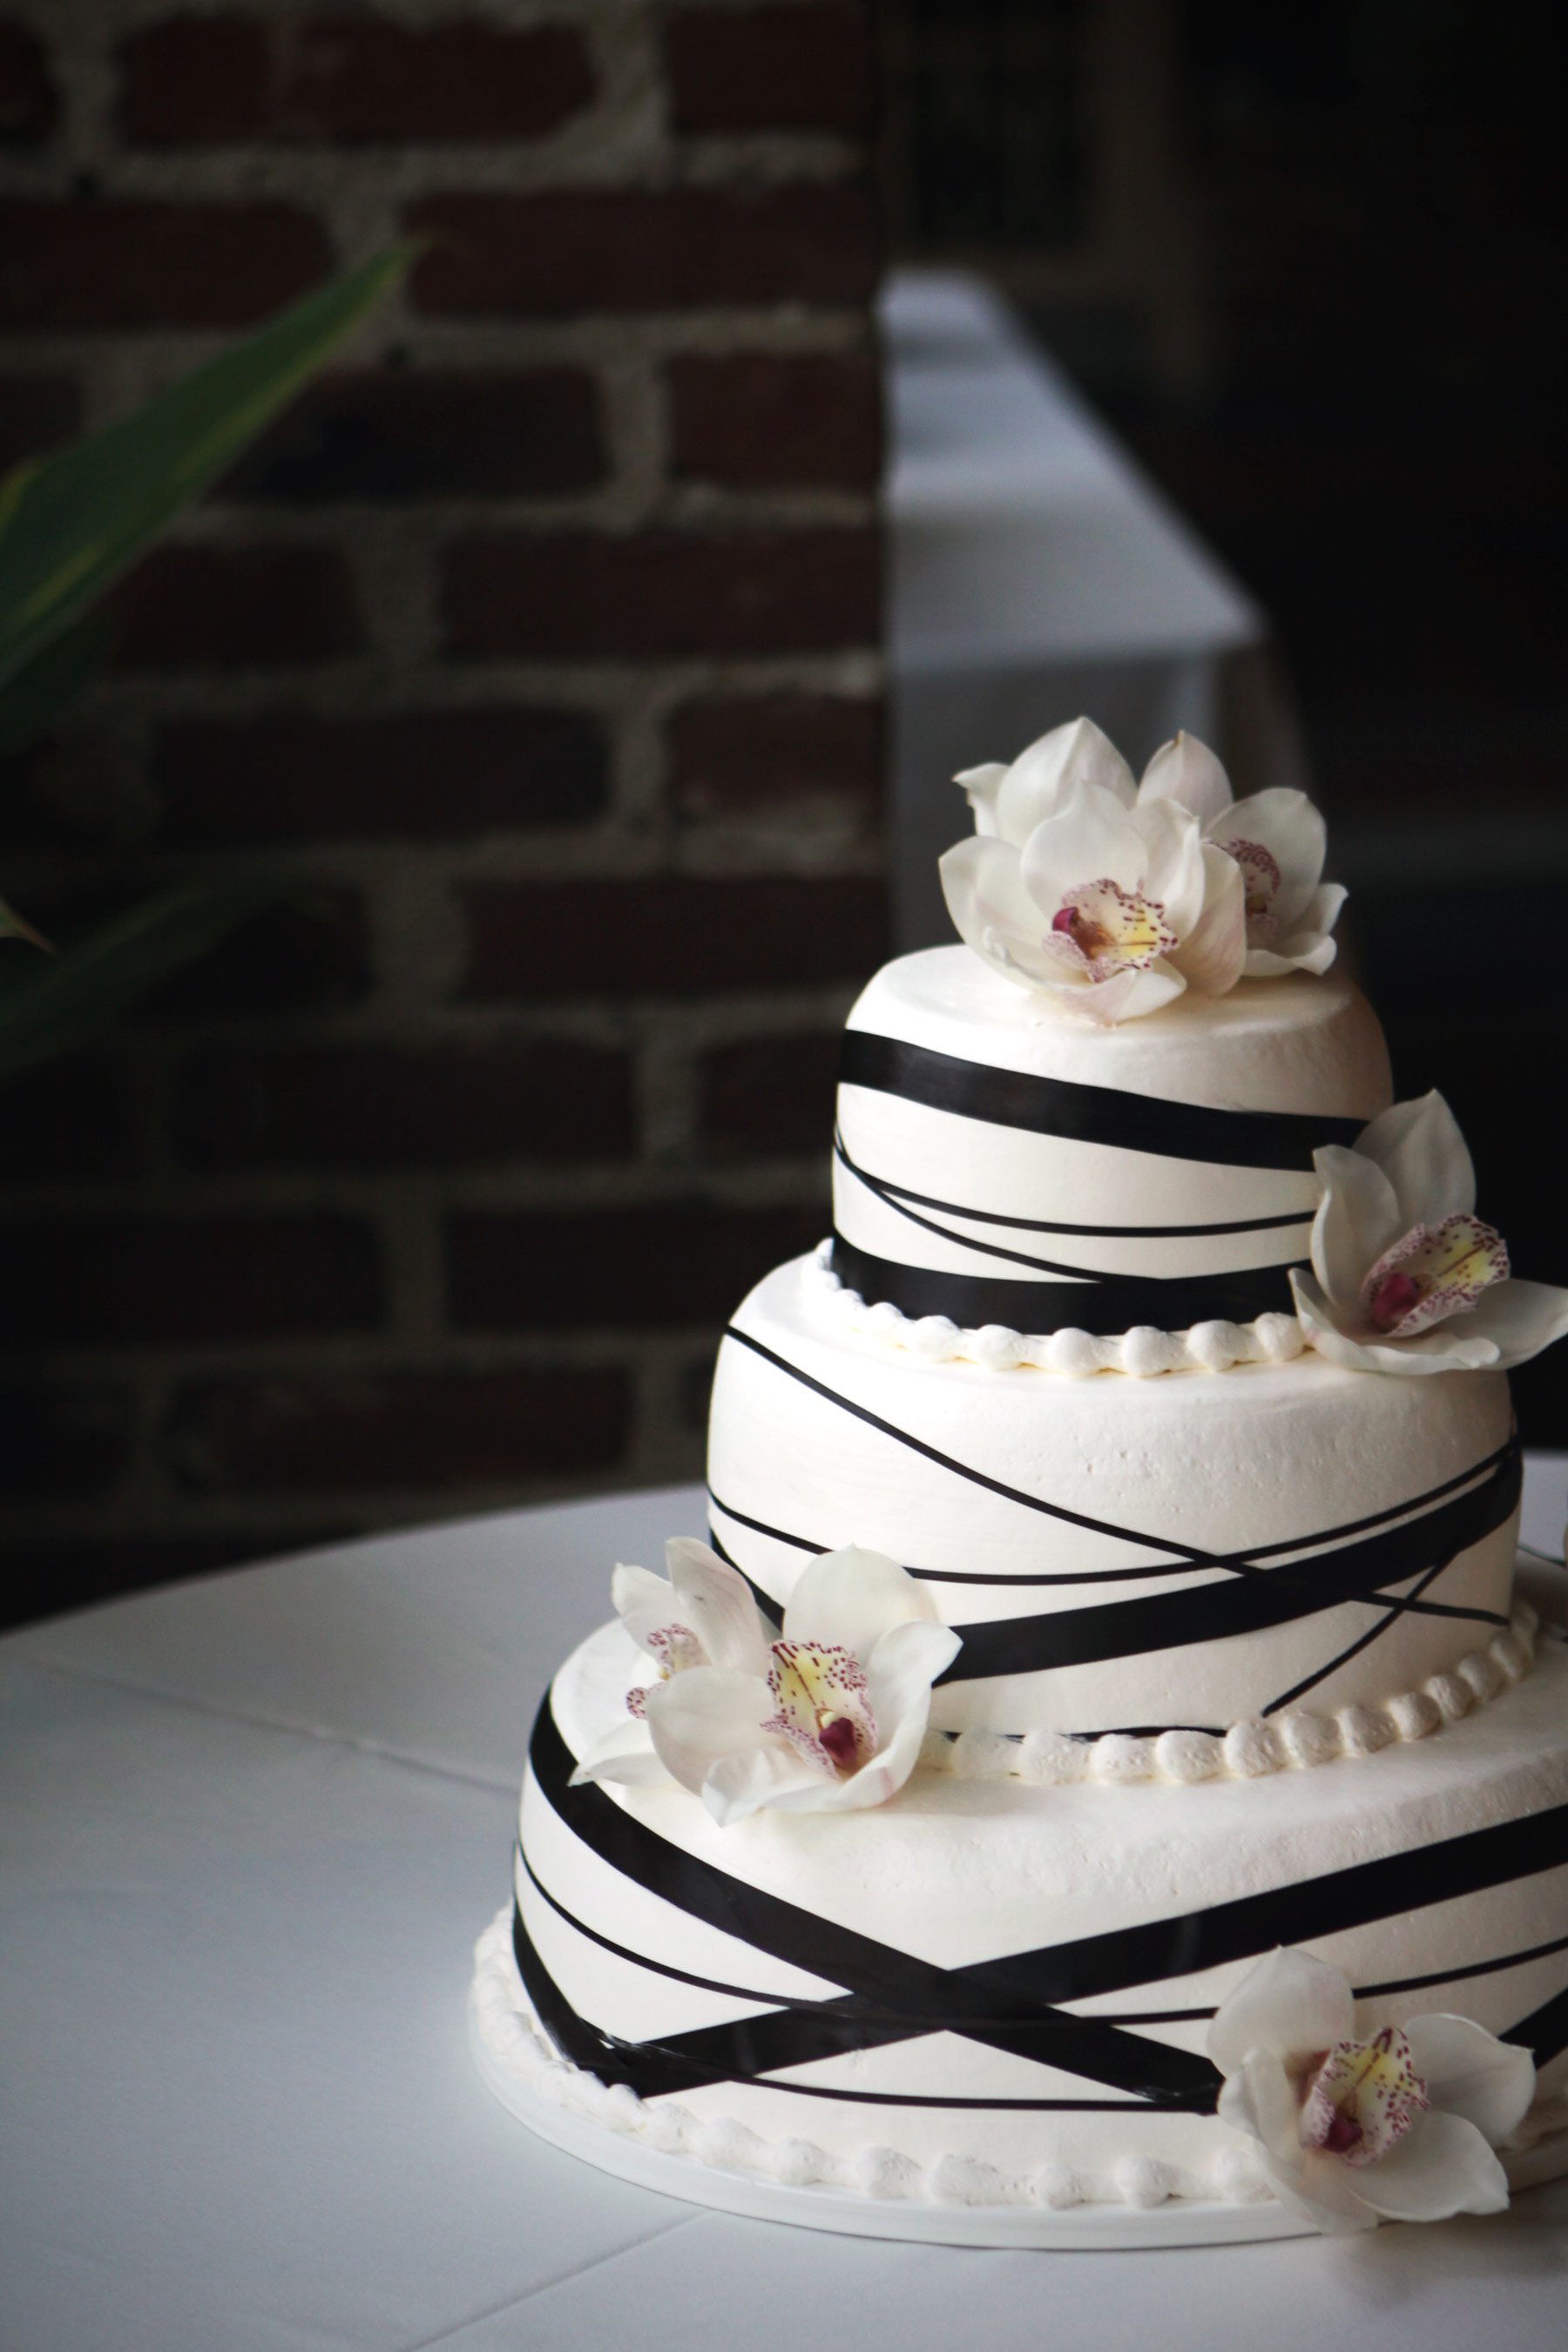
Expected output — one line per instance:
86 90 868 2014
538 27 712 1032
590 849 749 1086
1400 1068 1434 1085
764 1639 876 1778
1300 2026 1428 2167
1362 1213 1510 1339
1047 878 1177 983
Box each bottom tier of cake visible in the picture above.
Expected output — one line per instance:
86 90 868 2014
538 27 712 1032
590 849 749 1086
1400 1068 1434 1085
483 1576 1568 2222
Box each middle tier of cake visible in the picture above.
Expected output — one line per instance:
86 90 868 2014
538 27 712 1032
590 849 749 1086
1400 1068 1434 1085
706 1258 1521 1740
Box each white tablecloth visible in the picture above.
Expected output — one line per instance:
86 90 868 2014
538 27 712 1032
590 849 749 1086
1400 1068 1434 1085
883 272 1270 951
5 1465 1568 2352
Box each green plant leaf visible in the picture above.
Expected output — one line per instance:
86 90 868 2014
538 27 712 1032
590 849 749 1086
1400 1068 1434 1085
0 244 413 690
0 875 278 1081
0 615 107 760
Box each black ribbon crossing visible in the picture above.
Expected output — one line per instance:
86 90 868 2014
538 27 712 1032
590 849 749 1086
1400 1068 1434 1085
518 1700 1568 2112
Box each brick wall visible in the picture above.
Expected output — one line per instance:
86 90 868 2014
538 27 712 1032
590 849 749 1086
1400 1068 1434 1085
0 0 886 1625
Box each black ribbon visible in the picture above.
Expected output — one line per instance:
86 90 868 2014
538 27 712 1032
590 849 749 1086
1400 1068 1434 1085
828 1232 1300 1336
519 1701 1568 2109
839 1030 1365 1171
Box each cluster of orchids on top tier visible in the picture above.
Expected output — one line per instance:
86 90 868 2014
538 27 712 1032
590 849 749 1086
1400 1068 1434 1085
571 1537 960 1827
940 717 1344 1024
1209 1948 1535 2233
1293 1090 1568 1374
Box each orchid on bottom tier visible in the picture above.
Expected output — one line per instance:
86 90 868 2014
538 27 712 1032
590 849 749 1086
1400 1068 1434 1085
1209 1948 1535 2233
1290 1090 1568 1374
940 715 1344 1022
569 1538 960 1826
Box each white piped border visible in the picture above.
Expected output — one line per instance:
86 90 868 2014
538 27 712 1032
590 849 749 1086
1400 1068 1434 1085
803 1241 1304 1377
471 1910 1568 2244
921 1594 1541 1788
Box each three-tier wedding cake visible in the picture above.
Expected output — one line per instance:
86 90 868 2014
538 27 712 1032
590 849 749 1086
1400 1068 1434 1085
471 722 1568 2244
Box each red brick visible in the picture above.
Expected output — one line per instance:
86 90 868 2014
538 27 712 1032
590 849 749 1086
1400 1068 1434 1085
117 17 267 143
0 199 329 329
0 371 81 470
665 4 875 135
699 1029 841 1158
145 890 370 1020
120 15 596 145
0 1382 133 1501
171 1037 635 1168
670 693 882 821
0 1214 383 1344
0 20 57 144
107 544 362 668
153 706 609 843
461 875 887 1000
409 183 877 315
0 1052 137 1183
443 527 880 659
668 349 881 489
162 1363 632 1491
0 1529 353 1634
222 366 605 500
448 1202 828 1330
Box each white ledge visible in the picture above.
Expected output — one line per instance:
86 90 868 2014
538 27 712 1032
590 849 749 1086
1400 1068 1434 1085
803 1242 1305 1377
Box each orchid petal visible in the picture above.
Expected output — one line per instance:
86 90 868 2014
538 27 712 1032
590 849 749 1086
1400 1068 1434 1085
1071 961 1186 1025
1169 841 1247 996
1139 731 1234 830
954 760 1008 838
568 1718 668 1788
994 717 1136 846
1357 1092 1476 1225
1353 2110 1511 2222
1459 1277 1568 1370
643 1665 773 1796
1310 1144 1405 1308
1301 881 1348 936
701 1742 829 1828
611 1561 679 1655
664 1537 771 1677
1245 932 1339 977
1404 2015 1536 2143
782 1544 938 1657
1018 781 1149 909
939 836 1062 989
1213 789 1325 929
1132 796 1206 938
1209 1947 1355 2078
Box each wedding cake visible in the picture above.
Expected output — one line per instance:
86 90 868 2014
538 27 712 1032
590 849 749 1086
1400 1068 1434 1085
472 722 1568 2242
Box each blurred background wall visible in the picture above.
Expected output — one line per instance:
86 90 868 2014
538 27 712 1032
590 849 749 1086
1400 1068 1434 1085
2 0 1564 1625
0 0 886 1623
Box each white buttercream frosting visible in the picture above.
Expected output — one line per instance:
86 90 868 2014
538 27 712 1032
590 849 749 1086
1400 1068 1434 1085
916 1592 1538 1784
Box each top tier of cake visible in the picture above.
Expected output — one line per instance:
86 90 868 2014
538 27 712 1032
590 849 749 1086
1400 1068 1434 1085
831 946 1393 1342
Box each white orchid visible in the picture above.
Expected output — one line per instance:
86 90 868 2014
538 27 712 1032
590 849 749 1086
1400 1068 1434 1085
1139 731 1345 978
939 774 1238 1024
947 719 1343 1010
571 1539 960 1828
1290 1091 1568 1375
1210 1948 1534 2234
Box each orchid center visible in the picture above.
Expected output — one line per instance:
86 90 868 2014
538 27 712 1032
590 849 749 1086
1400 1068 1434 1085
1223 837 1283 945
1299 2027 1428 2168
1043 878 1177 984
1361 1213 1511 1338
765 1639 877 1778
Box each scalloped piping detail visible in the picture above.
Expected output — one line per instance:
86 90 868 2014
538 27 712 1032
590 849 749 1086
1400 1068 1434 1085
919 1598 1541 1788
470 1909 1274 2210
802 1242 1305 1378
